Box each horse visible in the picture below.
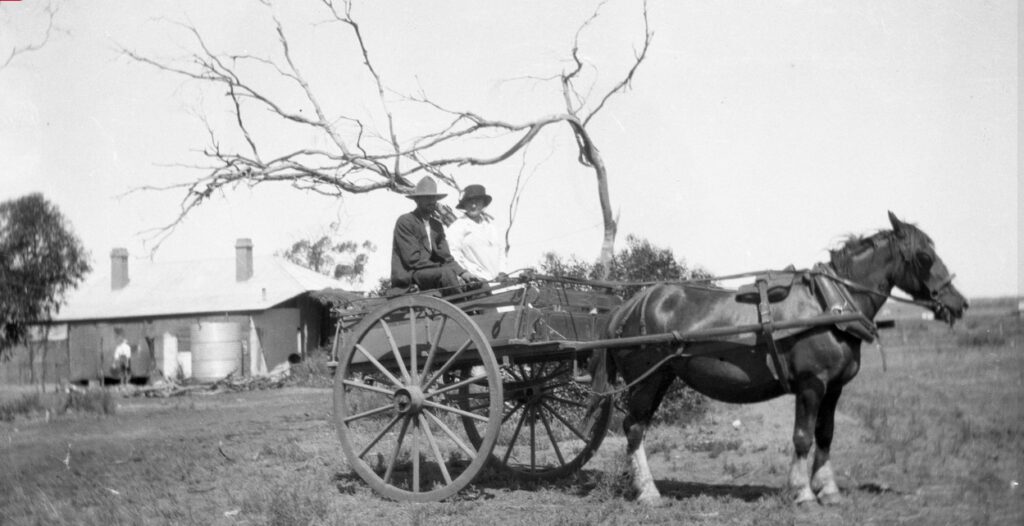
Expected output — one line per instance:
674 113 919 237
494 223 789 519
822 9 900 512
589 211 968 505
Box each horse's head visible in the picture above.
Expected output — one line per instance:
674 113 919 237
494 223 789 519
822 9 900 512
886 211 968 325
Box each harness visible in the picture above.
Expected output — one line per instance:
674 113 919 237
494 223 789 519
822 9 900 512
594 267 918 398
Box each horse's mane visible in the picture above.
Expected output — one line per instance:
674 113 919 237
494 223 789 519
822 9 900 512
829 223 933 276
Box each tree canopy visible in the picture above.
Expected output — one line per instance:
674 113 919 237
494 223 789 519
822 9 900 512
278 235 376 283
540 234 711 297
0 193 91 357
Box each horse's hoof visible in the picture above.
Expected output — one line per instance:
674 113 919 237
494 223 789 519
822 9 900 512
817 491 843 506
792 487 818 506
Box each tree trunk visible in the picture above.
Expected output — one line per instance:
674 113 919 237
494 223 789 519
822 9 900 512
568 120 617 279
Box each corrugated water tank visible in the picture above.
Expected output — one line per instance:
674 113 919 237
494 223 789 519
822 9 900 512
190 322 241 382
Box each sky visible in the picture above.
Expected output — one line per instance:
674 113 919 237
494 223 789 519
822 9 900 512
1 0 1019 298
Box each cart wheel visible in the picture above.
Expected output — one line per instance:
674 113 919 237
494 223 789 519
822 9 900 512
459 359 612 480
333 295 503 502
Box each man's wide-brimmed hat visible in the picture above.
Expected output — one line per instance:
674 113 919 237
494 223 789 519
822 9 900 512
456 184 493 209
406 176 447 200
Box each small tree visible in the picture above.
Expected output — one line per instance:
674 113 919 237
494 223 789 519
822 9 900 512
279 235 376 283
540 234 711 296
0 194 91 362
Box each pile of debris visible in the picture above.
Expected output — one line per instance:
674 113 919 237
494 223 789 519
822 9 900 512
132 362 292 398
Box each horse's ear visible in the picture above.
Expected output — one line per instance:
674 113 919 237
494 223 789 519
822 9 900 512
888 211 905 234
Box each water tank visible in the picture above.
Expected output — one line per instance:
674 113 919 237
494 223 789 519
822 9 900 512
190 322 241 382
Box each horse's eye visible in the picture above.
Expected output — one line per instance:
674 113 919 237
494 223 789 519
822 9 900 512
915 252 934 270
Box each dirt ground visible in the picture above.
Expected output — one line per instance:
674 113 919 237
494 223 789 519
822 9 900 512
0 384 1014 525
3 321 1023 525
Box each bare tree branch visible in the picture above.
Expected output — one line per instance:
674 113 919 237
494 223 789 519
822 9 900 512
124 0 652 265
1 1 59 71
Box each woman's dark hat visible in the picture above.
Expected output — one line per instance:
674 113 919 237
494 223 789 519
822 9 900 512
456 184 492 209
406 176 447 200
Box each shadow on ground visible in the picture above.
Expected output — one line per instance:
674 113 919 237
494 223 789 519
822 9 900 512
655 479 779 502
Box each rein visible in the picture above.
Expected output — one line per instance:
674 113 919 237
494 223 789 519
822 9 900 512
532 270 944 313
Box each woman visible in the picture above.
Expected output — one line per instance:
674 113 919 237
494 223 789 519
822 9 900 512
448 184 507 282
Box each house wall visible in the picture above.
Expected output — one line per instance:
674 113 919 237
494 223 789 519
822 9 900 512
0 340 69 385
0 293 335 385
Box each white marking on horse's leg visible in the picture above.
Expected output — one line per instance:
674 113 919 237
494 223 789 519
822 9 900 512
811 460 841 504
789 451 815 504
631 442 661 505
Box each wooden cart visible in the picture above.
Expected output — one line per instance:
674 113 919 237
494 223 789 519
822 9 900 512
330 275 871 502
331 278 621 501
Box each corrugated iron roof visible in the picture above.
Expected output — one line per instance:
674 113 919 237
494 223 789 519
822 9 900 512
53 256 353 321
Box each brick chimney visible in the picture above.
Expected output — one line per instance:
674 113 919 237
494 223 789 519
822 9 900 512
111 248 129 290
235 238 253 282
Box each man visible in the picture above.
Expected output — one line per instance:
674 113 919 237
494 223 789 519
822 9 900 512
448 184 507 282
391 176 478 293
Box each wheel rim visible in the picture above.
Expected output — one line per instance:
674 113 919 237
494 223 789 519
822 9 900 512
333 295 502 502
460 359 611 480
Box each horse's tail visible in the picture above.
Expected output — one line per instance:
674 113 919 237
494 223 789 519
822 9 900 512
588 348 615 397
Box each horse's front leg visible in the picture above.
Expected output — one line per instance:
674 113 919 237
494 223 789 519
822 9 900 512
790 376 825 505
623 368 674 505
810 382 844 504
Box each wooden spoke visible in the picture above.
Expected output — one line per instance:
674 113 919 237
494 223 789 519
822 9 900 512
502 404 530 464
517 363 530 382
424 373 488 400
411 418 420 493
408 306 418 379
354 344 404 388
422 336 473 390
501 400 525 425
343 404 393 424
544 394 588 409
378 319 410 383
418 413 452 485
420 315 447 379
538 408 567 467
423 400 489 423
504 365 524 382
424 410 477 459
529 405 537 471
341 379 395 397
541 400 588 441
357 413 403 460
383 416 412 484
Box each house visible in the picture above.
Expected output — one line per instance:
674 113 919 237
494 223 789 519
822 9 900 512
0 239 361 385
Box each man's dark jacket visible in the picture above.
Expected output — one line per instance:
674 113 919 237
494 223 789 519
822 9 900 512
391 210 465 287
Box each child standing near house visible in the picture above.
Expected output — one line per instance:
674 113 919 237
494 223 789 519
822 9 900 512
114 338 131 388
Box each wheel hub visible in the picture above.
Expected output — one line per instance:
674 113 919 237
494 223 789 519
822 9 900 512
393 386 426 415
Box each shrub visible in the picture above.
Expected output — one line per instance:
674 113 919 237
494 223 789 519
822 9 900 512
652 382 707 426
0 388 115 422
0 393 45 422
61 389 116 416
287 346 335 388
956 330 1008 348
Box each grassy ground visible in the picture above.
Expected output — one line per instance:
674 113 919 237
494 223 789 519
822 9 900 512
1 314 1021 525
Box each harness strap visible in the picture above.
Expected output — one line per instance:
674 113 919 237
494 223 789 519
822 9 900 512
756 279 792 393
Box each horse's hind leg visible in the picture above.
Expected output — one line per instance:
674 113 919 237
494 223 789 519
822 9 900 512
790 376 825 505
622 367 675 505
811 382 844 504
